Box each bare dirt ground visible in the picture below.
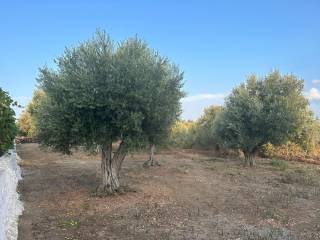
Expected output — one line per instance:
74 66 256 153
17 143 320 240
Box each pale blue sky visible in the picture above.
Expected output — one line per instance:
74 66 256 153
1 0 319 119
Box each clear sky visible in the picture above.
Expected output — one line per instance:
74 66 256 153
1 0 319 119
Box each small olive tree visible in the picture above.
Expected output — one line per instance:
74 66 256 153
214 71 309 166
36 31 183 192
0 88 16 156
142 62 184 167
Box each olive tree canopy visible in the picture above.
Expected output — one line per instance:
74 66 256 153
214 71 309 166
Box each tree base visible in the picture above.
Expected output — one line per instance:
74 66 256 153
92 184 138 198
244 155 255 167
94 184 119 197
143 159 161 168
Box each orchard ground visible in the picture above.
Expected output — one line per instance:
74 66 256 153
17 143 320 240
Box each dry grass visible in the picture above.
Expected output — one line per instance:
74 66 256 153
17 144 320 240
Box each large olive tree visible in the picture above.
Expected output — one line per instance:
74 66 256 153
36 31 184 192
214 71 309 166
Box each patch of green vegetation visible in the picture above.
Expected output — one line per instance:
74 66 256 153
270 159 288 171
58 219 80 228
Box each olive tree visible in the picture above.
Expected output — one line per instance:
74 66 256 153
18 89 45 137
196 105 222 149
36 31 183 192
0 88 16 156
141 62 184 167
214 71 309 166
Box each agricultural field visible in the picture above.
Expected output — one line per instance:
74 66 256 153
17 143 320 240
1 2 320 240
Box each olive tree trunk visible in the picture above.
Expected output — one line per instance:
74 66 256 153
244 151 254 167
143 144 161 167
99 141 126 193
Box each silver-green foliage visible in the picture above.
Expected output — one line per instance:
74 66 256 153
196 105 222 149
214 71 309 160
36 30 184 154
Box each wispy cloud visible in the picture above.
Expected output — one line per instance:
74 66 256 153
306 88 320 101
181 93 226 103
181 93 227 120
312 80 320 85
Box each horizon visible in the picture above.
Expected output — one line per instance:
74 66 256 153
1 0 319 119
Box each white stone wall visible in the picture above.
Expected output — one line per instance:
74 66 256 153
0 148 23 240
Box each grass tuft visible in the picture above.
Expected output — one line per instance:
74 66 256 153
271 159 288 171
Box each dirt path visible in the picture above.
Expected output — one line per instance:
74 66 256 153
17 144 320 240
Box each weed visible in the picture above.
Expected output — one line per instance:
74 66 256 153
58 219 80 228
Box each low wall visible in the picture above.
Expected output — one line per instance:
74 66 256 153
0 148 23 240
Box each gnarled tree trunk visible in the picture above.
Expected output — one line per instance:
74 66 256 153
99 141 127 193
113 141 127 177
